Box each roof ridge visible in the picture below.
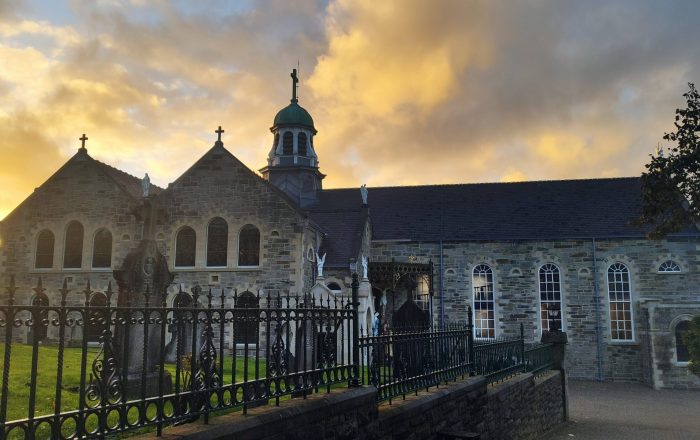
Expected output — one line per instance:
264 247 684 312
319 176 641 192
93 159 164 192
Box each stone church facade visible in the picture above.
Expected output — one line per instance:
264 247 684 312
1 71 699 390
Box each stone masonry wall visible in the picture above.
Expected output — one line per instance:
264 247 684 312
139 372 566 440
371 237 700 386
483 371 566 440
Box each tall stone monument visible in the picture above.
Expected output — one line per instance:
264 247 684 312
113 192 174 396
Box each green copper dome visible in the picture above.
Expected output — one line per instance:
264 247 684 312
273 101 315 130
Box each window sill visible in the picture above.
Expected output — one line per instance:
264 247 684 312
608 340 639 346
674 361 689 367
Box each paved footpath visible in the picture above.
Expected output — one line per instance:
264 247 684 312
543 380 700 440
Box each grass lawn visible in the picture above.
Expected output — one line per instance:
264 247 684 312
0 343 351 439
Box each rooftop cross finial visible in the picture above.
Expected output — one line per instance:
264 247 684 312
291 68 299 103
215 125 224 142
79 133 88 151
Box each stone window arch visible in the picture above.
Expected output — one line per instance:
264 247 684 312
282 131 293 155
674 320 690 363
234 291 259 344
472 264 495 339
658 260 681 273
327 282 342 292
607 262 634 341
206 217 228 267
35 229 55 269
92 228 113 268
539 263 562 332
175 226 196 268
63 221 84 269
238 224 260 267
298 132 308 156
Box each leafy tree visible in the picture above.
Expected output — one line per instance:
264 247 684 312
639 83 700 239
640 84 700 376
686 316 700 376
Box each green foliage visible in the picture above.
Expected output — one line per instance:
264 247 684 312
640 83 700 239
686 316 700 376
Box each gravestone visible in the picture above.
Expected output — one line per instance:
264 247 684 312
113 197 174 397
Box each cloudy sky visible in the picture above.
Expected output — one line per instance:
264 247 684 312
1 0 699 219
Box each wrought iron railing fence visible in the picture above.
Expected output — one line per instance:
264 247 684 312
0 274 559 438
0 276 358 440
358 323 472 403
524 342 555 376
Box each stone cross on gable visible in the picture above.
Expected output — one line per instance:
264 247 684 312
79 133 88 151
215 126 224 142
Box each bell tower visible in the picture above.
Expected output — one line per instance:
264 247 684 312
260 69 325 208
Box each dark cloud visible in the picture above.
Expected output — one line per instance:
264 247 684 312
1 0 700 218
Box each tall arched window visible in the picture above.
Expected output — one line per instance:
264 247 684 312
206 217 228 267
175 227 196 267
92 229 113 268
539 264 562 332
607 263 634 341
63 221 84 269
234 291 259 344
282 131 293 155
472 264 495 339
238 225 260 267
35 230 55 269
675 320 690 362
298 132 308 156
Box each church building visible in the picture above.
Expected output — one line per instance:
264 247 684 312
1 70 699 390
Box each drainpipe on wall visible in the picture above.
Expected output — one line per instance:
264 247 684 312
439 239 445 327
591 237 604 381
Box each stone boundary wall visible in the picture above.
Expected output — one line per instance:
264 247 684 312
138 371 566 440
484 371 567 440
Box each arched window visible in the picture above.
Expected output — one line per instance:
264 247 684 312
175 227 196 267
607 263 634 341
658 260 681 273
539 264 562 332
234 291 259 344
86 292 107 343
63 221 84 269
675 320 690 363
35 230 55 269
238 225 260 267
298 132 308 156
206 217 228 267
282 131 293 155
92 229 112 268
472 264 495 339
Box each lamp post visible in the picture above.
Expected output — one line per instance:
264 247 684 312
349 258 361 387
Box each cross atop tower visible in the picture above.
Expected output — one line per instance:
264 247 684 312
291 68 299 103
79 133 88 152
215 126 224 142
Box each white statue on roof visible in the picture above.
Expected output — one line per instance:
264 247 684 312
142 173 150 197
361 255 368 280
360 184 368 205
316 251 326 278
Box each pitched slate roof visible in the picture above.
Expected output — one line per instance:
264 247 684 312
308 177 700 265
94 159 163 199
308 208 364 267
